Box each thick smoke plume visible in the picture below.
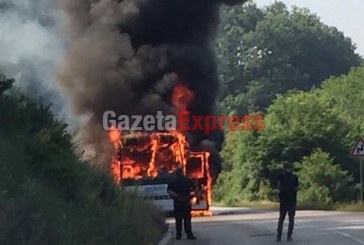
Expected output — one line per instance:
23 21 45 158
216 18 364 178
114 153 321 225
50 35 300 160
57 0 246 177
0 0 74 123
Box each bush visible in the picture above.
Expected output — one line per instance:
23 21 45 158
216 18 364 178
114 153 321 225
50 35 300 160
213 170 243 205
296 148 357 206
0 74 164 245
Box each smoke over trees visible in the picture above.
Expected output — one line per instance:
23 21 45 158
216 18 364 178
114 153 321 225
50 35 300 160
57 0 247 173
0 0 71 121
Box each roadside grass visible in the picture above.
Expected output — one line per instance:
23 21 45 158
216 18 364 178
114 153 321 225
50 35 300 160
213 200 279 210
335 203 364 212
0 81 167 244
213 200 364 212
0 129 164 245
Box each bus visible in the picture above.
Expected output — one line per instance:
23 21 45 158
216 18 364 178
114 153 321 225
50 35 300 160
110 130 212 213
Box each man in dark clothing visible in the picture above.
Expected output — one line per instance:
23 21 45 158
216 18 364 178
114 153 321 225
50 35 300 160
276 163 299 242
167 167 197 240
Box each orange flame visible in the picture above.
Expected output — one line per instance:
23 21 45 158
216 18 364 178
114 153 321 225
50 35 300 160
147 136 159 178
111 160 121 184
107 83 214 216
109 128 122 184
205 152 213 206
192 210 213 217
172 84 194 112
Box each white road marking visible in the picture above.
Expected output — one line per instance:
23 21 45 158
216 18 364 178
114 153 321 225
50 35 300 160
295 225 319 229
336 231 364 245
325 225 364 231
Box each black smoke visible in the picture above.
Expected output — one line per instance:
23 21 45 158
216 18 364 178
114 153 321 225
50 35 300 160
57 0 247 177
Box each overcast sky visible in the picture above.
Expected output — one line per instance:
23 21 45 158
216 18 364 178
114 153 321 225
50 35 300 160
254 0 364 56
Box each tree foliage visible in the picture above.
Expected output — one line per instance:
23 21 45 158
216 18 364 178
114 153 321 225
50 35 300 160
0 74 164 245
217 1 362 115
216 65 364 205
296 149 357 206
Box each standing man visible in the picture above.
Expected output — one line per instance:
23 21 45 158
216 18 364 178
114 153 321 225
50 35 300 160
167 167 197 240
276 163 299 242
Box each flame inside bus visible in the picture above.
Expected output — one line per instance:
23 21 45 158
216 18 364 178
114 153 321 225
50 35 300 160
109 129 213 215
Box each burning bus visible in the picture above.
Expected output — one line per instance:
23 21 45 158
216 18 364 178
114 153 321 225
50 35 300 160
58 0 241 216
109 129 213 214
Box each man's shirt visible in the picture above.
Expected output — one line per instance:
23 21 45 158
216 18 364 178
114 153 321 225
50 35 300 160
278 171 299 203
167 176 193 205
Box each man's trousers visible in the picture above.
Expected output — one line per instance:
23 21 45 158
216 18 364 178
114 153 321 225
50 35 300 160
174 204 193 237
277 201 296 239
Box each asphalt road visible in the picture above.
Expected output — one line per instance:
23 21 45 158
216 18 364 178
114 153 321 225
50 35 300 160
167 207 364 245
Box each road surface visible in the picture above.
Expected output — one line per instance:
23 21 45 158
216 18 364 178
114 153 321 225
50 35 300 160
166 207 364 245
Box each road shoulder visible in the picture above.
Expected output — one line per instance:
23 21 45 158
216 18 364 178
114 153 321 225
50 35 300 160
159 224 174 245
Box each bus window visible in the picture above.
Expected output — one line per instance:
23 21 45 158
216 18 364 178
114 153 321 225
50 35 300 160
186 157 204 179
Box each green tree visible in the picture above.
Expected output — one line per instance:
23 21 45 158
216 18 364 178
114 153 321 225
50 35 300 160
217 1 362 115
319 65 364 135
296 149 357 206
218 129 265 202
216 65 364 203
0 74 164 244
261 90 353 178
0 74 14 94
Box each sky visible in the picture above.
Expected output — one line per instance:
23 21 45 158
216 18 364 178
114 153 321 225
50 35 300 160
254 0 364 56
